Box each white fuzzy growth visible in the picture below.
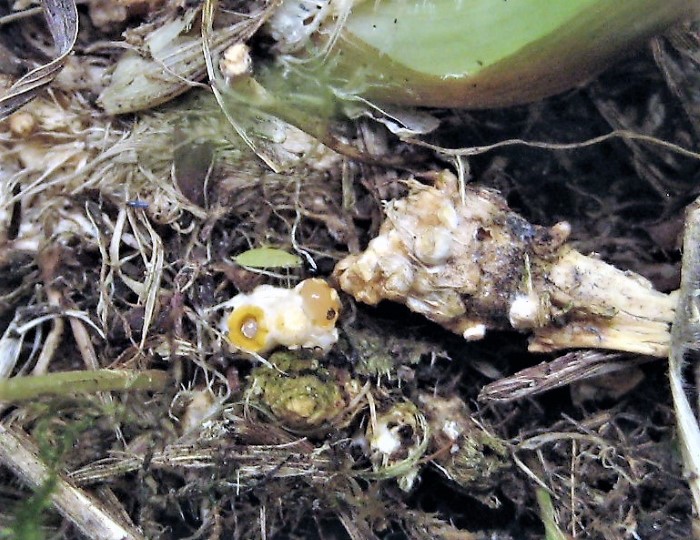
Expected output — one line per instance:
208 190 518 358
437 203 459 229
273 300 313 345
384 265 414 296
405 296 434 316
8 112 36 138
462 324 486 341
219 43 252 79
370 421 402 456
180 390 219 434
414 227 453 266
267 0 355 57
508 292 542 329
442 420 461 441
267 0 334 52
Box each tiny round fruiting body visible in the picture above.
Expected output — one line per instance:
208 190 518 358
508 291 546 329
227 305 269 353
220 43 252 79
298 277 341 329
8 111 36 138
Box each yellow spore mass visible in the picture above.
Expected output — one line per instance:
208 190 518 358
222 279 341 355
226 305 269 353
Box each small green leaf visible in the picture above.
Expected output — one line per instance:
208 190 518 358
234 247 302 269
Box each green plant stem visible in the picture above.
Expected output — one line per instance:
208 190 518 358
0 369 169 402
535 488 570 540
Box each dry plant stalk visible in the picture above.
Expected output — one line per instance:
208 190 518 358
669 196 700 526
478 351 651 402
0 424 144 540
334 171 675 357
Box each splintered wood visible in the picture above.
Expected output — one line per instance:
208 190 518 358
334 171 675 357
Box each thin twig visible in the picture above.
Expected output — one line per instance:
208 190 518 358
479 351 653 402
0 6 43 26
0 369 170 401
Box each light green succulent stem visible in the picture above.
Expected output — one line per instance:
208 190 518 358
276 0 698 108
536 488 570 540
0 370 170 402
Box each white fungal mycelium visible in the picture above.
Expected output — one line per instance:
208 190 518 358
366 401 428 492
219 43 252 80
221 278 341 355
334 170 676 357
266 0 355 55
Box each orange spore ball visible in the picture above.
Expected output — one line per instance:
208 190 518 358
298 278 341 329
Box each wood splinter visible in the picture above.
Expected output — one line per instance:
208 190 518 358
334 171 675 357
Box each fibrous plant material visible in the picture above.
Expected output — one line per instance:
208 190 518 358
0 6 696 535
364 400 429 492
0 0 78 120
669 196 700 523
418 393 510 499
98 4 273 115
334 170 675 357
0 369 169 402
478 350 650 402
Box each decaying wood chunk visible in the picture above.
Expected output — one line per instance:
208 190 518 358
334 171 675 357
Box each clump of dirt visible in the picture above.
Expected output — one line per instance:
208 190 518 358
0 2 699 539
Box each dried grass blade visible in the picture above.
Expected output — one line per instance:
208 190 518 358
0 0 78 120
478 351 652 402
100 2 271 114
669 197 700 525
136 212 164 349
0 313 25 379
85 202 113 330
535 488 570 540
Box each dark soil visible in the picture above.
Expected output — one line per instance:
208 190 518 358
0 3 699 539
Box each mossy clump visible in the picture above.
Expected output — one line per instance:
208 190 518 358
419 393 510 503
365 400 430 492
338 321 448 380
247 351 348 430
